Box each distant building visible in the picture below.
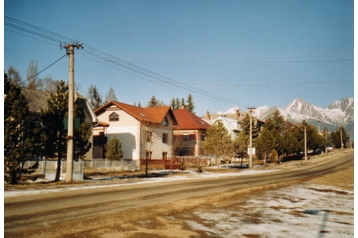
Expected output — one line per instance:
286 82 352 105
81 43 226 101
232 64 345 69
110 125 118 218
173 108 211 157
203 108 264 137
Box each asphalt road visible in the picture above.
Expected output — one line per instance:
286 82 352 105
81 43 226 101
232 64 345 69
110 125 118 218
4 149 353 237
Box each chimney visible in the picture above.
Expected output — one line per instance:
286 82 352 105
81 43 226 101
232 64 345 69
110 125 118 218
235 109 240 120
205 110 211 120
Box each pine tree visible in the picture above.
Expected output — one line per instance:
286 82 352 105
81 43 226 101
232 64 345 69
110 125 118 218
87 84 102 110
40 81 68 181
41 80 93 181
170 98 176 110
180 98 186 109
105 136 124 160
255 128 275 161
148 96 159 107
175 97 181 110
4 73 37 184
241 113 259 138
265 109 286 133
186 94 195 112
281 131 300 157
233 130 249 165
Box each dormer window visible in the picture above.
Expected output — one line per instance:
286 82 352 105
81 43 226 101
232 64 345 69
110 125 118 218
109 112 119 121
163 117 168 126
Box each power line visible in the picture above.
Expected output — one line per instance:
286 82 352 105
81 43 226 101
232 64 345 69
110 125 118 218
7 16 352 108
92 49 354 63
182 80 354 88
18 54 67 86
5 16 249 107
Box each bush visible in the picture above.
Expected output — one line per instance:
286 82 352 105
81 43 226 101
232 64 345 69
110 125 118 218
269 149 278 163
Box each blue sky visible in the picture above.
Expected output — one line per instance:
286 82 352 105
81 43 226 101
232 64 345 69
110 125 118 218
4 0 354 116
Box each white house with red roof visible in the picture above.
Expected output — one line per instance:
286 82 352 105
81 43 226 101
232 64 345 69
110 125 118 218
173 108 211 157
93 101 177 162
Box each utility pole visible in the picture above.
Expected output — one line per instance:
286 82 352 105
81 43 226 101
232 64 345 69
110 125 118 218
304 126 308 160
248 107 256 169
340 127 343 149
318 120 321 133
63 42 83 182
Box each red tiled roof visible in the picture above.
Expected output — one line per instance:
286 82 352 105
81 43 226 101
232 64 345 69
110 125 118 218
95 101 177 124
173 108 211 130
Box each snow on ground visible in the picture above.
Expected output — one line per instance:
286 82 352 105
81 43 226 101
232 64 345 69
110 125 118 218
4 163 354 237
177 183 354 237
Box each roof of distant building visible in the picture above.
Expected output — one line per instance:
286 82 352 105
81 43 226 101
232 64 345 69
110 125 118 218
174 108 211 130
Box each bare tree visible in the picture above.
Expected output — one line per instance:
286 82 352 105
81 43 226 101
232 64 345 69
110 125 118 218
171 134 184 174
27 60 42 90
7 66 22 85
43 76 60 93
105 86 117 103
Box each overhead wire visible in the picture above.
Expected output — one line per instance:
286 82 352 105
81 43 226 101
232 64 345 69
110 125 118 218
18 54 68 86
5 15 250 107
5 15 352 108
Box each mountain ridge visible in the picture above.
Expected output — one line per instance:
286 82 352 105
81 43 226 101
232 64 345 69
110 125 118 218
218 97 354 131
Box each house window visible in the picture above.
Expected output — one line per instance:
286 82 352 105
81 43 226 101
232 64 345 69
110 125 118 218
109 112 119 121
146 151 152 160
181 148 189 156
162 133 168 144
146 131 153 142
201 133 206 141
163 117 168 126
162 152 168 160
183 134 189 141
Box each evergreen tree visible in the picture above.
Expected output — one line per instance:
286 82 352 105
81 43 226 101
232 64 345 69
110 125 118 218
331 126 348 148
148 96 159 107
87 84 103 110
233 130 249 160
281 131 300 157
4 73 38 184
105 86 117 103
105 136 124 160
289 120 326 154
186 94 195 112
241 112 259 139
41 80 92 181
40 81 68 181
175 97 181 110
265 109 286 132
180 98 186 109
255 128 275 161
170 98 176 110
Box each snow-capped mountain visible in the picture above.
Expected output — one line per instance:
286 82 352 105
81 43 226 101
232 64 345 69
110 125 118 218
219 97 354 131
254 97 354 130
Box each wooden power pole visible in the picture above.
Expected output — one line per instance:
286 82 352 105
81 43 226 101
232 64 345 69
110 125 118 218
248 107 256 169
63 42 83 182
